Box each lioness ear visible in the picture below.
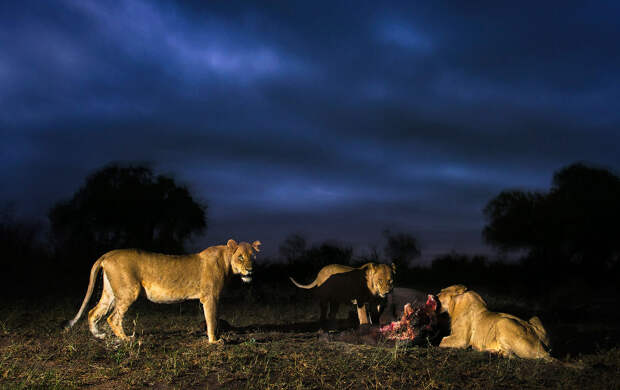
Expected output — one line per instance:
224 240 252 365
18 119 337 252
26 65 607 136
252 240 261 252
390 262 396 274
454 285 468 295
227 239 238 250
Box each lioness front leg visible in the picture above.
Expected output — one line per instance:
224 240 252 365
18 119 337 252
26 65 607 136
201 296 220 344
357 304 369 325
439 334 469 349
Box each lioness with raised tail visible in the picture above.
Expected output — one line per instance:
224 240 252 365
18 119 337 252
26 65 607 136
290 263 395 327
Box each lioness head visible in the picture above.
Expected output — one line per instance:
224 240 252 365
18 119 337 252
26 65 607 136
366 263 395 298
437 285 467 314
437 284 486 316
227 239 261 283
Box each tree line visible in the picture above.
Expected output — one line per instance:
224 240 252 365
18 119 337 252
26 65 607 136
1 161 619 298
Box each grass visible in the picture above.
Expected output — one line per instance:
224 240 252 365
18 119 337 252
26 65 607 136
0 287 619 389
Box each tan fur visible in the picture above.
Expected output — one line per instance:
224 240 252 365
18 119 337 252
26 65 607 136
437 285 553 361
290 263 395 325
65 239 261 343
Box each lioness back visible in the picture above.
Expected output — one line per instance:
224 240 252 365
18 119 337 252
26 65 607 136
103 249 204 302
314 269 369 303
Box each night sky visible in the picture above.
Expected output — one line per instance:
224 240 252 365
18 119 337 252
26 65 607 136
1 1 619 260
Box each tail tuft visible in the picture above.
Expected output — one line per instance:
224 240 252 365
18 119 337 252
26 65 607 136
61 319 74 331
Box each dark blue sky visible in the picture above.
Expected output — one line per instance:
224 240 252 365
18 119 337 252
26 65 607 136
1 1 619 260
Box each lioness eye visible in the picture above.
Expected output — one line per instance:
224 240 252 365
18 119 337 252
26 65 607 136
238 255 244 260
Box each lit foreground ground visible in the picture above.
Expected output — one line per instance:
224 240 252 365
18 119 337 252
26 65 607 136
1 290 619 389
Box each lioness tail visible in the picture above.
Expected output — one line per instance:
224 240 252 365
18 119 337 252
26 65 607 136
63 255 106 330
289 276 317 289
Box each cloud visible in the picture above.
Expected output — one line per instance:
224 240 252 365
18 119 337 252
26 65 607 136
376 20 432 51
1 0 619 258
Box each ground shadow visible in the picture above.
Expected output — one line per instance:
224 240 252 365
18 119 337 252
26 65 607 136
209 317 358 334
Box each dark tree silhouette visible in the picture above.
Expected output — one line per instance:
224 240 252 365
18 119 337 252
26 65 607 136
483 163 620 268
284 238 354 282
279 233 307 265
49 164 207 264
352 244 382 266
304 241 353 269
0 204 51 296
481 190 546 252
383 230 421 270
1 204 44 258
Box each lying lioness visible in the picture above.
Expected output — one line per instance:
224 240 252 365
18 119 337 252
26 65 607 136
437 285 552 360
290 263 395 327
64 239 260 343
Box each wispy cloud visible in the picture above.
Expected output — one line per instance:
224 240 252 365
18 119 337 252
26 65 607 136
377 20 431 51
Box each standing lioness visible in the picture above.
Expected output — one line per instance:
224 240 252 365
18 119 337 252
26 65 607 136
64 239 261 343
290 263 395 327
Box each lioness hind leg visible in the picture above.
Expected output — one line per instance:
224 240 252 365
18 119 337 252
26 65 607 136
328 302 340 321
319 301 328 323
105 277 140 341
88 273 115 339
325 302 340 329
497 319 550 360
107 301 132 341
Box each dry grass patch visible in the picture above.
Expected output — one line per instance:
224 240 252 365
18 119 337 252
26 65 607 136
0 296 618 389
